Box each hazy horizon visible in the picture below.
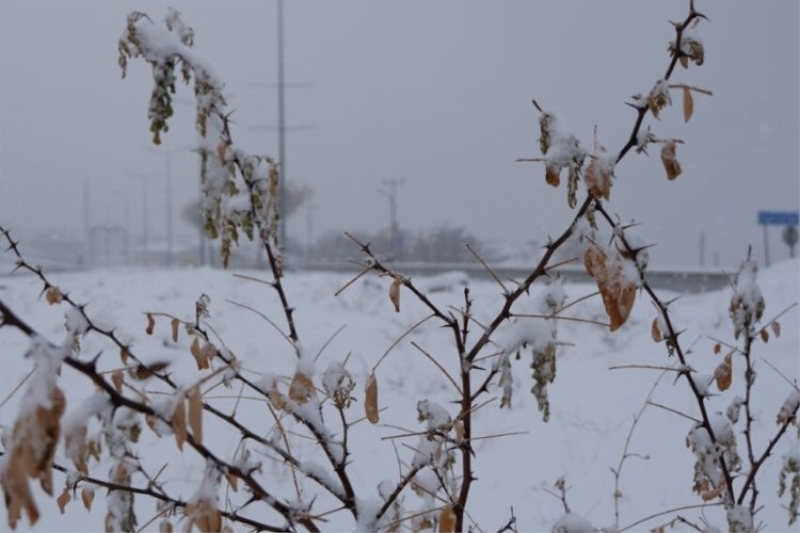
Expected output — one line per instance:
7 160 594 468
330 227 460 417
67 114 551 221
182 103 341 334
1 0 798 268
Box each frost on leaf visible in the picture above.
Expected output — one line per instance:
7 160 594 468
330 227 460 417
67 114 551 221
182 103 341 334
497 353 513 408
583 243 636 331
552 512 594 533
660 140 682 180
729 252 765 340
647 79 672 119
1 337 67 529
686 415 741 502
680 26 705 67
537 110 586 194
495 277 565 420
777 390 799 426
120 10 282 267
584 153 615 201
531 343 557 422
288 370 315 405
778 444 800 526
322 363 355 409
185 461 223 533
417 400 452 432
726 505 753 533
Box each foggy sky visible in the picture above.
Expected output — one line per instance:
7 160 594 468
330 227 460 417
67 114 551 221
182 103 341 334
1 0 798 268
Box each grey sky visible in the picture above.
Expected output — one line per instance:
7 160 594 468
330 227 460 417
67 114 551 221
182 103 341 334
1 0 798 268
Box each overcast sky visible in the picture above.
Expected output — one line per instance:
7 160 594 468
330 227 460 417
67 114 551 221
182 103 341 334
1 0 798 268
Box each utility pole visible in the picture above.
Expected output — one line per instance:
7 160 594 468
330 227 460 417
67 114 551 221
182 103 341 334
699 230 706 267
248 0 315 256
277 0 286 251
380 178 405 260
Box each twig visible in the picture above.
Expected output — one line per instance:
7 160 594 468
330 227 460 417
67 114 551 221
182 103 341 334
466 242 507 293
619 502 723 533
647 400 701 423
410 341 462 395
373 313 436 372
612 370 666 528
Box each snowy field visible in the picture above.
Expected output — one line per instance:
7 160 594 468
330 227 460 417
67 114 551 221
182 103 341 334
0 259 797 532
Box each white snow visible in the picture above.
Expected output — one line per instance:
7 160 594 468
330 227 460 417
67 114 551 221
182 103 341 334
0 258 797 532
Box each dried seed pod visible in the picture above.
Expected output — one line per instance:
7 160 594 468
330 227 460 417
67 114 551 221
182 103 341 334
288 371 315 405
365 372 379 424
170 318 180 343
45 286 63 305
660 141 682 180
647 80 672 119
389 277 401 313
714 353 733 391
81 487 95 511
683 87 694 123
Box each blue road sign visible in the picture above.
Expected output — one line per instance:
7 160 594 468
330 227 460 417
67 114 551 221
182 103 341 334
758 211 799 226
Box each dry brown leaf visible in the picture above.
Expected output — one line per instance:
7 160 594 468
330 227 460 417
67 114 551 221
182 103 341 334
216 141 228 164
389 277 401 313
679 55 689 69
187 501 222 533
225 470 239 493
439 506 457 533
365 372 379 424
683 87 694 123
714 353 733 391
56 488 70 514
584 244 636 331
2 383 67 527
87 439 101 462
170 318 180 343
172 397 187 451
146 313 156 335
187 386 203 445
760 328 769 343
111 370 124 393
132 361 170 381
772 321 781 338
545 166 561 187
267 382 286 411
120 347 130 365
190 338 210 370
651 318 662 342
159 519 174 533
660 140 682 180
81 487 95 511
64 425 89 475
714 343 721 355
454 420 465 443
288 371 315 405
45 286 63 305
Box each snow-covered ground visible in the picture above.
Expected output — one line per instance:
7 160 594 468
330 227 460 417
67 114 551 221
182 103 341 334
0 259 797 532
